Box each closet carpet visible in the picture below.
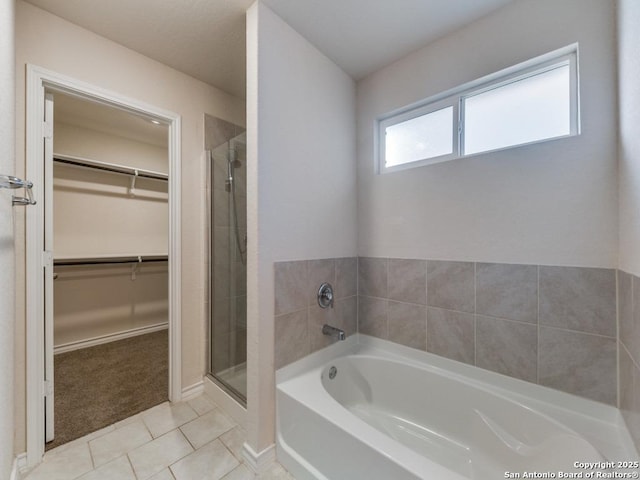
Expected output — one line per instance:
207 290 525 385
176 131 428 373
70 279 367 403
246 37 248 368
46 329 168 451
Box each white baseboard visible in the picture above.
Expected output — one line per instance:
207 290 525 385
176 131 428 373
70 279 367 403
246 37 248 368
242 442 276 474
10 459 18 480
203 375 246 428
54 323 168 354
181 381 204 401
11 453 27 480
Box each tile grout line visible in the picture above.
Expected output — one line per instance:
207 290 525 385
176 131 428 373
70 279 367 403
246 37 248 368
425 260 428 352
86 439 96 472
537 265 540 386
474 262 477 367
385 258 390 340
616 269 620 410
125 452 139 480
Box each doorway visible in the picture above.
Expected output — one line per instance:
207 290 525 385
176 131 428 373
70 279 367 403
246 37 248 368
25 65 182 468
45 92 170 449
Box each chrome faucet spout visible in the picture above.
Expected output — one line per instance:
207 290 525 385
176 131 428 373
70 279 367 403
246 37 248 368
322 324 345 341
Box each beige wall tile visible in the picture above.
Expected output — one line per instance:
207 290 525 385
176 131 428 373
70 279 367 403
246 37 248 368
274 261 307 315
632 276 640 365
274 309 309 369
539 266 616 336
619 270 633 353
539 326 616 405
476 263 537 323
358 257 387 298
476 315 537 382
427 261 474 313
387 301 426 350
335 257 357 299
388 259 426 305
426 307 474 365
358 296 388 339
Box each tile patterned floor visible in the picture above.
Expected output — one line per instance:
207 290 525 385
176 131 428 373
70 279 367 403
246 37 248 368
24 394 295 480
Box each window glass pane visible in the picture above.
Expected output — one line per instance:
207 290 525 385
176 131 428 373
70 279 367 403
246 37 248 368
385 106 453 167
464 64 570 155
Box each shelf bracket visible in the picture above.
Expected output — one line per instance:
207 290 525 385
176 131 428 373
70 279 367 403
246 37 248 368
128 169 139 197
131 255 142 281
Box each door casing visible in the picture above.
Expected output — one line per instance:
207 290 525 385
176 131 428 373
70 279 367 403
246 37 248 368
25 64 183 467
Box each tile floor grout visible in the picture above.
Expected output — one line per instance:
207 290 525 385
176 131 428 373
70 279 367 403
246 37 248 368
24 394 294 480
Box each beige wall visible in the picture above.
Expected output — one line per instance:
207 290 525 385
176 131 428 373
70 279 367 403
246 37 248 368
618 0 640 277
53 123 168 256
617 0 640 453
14 0 245 454
246 1 357 453
357 0 618 268
53 122 169 347
54 264 168 347
0 0 14 476
54 121 167 173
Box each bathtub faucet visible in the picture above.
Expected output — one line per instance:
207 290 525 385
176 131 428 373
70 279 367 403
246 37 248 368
322 324 345 341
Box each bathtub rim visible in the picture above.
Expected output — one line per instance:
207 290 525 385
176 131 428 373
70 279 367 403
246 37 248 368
276 334 633 444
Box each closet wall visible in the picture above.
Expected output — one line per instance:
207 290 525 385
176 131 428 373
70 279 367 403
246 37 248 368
53 103 169 351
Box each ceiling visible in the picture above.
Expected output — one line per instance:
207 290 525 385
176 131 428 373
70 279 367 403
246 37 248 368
55 93 168 148
24 0 513 99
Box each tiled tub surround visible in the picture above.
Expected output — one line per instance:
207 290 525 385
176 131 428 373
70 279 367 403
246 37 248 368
274 257 618 405
274 258 357 369
358 258 617 405
619 270 640 453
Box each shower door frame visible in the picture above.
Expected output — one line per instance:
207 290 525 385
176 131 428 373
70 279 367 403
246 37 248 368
24 64 183 469
205 133 247 406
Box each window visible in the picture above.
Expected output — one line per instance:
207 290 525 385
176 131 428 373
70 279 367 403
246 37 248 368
377 45 579 173
384 105 454 167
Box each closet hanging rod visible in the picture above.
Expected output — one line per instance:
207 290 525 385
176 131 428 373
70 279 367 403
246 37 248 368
54 255 168 266
53 154 169 181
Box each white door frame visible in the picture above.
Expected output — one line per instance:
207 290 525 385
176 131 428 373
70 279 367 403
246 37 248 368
25 64 182 467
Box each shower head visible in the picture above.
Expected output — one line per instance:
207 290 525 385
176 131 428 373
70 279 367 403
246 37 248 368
228 147 241 169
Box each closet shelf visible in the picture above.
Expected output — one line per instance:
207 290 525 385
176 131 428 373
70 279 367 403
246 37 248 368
54 153 169 181
54 254 168 266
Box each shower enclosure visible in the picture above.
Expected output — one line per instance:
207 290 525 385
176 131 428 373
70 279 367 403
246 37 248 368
206 114 247 403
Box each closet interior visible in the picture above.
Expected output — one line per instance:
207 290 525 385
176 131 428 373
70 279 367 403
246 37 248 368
48 93 170 449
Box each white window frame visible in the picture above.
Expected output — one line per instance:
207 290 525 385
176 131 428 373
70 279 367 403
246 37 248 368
377 44 580 174
379 98 458 171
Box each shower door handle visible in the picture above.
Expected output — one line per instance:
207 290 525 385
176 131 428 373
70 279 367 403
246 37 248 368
0 174 37 206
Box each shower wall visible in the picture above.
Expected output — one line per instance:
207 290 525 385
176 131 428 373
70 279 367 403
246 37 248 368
356 0 617 267
271 0 620 424
349 0 618 413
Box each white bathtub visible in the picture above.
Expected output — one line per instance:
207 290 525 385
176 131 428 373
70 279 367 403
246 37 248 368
276 335 638 480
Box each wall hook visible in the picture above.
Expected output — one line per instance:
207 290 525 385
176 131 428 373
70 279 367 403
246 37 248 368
128 169 139 197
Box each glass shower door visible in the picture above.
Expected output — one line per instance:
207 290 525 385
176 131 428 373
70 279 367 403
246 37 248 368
208 128 247 403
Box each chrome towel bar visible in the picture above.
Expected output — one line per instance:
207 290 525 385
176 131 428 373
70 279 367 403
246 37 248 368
0 174 37 206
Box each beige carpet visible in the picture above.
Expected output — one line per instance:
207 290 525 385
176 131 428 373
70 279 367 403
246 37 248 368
46 330 168 450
